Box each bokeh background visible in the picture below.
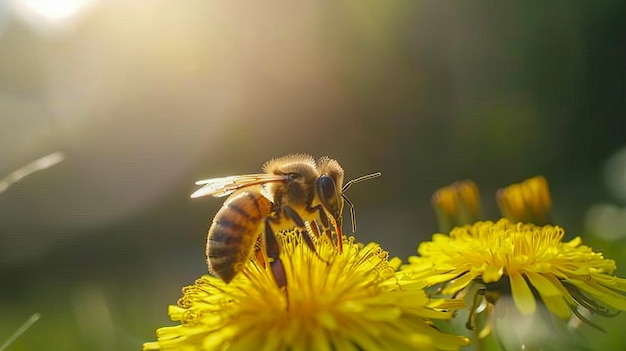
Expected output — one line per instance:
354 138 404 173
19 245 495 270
1 1 625 350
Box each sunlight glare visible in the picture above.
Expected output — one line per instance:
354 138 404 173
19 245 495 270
10 0 98 34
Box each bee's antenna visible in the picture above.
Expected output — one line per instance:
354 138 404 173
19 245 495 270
341 194 357 233
341 172 381 193
341 171 381 232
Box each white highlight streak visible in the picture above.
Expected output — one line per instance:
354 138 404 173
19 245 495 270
0 313 41 351
0 152 65 194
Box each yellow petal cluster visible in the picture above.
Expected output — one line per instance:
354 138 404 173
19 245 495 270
145 232 470 351
405 218 626 321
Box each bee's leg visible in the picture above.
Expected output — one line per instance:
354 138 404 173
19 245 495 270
282 206 317 252
270 258 286 289
264 218 286 288
307 205 333 241
307 204 342 254
308 220 322 238
282 206 330 264
328 215 342 254
253 235 267 268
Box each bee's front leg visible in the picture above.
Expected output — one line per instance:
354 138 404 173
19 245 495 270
306 204 342 253
281 206 332 265
282 206 317 253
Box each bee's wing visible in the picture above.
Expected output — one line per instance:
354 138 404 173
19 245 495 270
191 174 286 198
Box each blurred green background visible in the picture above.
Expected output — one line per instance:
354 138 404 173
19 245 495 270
1 1 625 350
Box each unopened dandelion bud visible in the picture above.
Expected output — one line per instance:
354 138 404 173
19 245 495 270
432 180 482 231
497 176 552 224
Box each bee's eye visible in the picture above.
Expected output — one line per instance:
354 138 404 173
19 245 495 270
317 175 341 219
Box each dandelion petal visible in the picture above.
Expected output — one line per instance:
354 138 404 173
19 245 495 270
542 294 571 319
510 272 536 315
525 271 561 297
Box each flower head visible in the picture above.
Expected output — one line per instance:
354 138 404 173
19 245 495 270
409 219 626 321
406 176 626 334
145 231 470 351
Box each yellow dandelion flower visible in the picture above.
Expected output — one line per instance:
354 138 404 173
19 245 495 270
407 218 626 327
144 232 470 351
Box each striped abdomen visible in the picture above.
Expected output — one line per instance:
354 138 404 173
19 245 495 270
206 187 272 283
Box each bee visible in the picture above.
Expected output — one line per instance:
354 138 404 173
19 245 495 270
191 153 380 285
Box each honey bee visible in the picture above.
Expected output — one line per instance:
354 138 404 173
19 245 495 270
191 153 380 285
